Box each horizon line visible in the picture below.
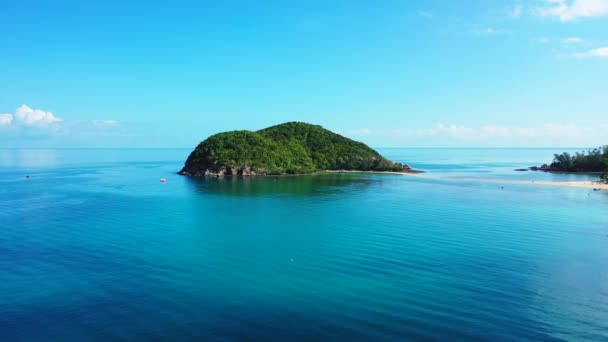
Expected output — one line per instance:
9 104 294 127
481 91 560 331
0 147 600 150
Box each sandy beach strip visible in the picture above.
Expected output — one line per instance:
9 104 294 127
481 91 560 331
321 169 423 176
443 176 608 190
321 171 607 190
515 180 608 190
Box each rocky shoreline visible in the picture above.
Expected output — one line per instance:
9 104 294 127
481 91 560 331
178 165 264 177
515 164 604 174
178 163 422 177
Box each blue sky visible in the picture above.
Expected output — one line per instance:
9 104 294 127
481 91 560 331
1 0 607 148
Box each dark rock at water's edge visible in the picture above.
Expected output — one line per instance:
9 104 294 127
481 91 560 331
514 168 529 172
180 165 261 177
529 164 553 172
527 164 605 174
178 122 421 177
396 162 412 170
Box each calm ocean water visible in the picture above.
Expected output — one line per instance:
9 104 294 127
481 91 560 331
1 148 607 341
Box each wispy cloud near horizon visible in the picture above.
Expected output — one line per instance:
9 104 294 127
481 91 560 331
1 105 64 127
345 123 608 147
535 0 608 22
574 46 608 58
0 113 14 126
561 37 584 44
0 105 124 144
14 105 63 125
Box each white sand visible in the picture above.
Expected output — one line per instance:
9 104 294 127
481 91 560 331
515 180 608 190
442 176 608 190
322 170 422 175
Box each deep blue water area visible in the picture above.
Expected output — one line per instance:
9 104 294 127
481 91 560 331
1 148 607 340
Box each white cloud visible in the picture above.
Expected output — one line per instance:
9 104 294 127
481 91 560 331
536 0 608 21
0 114 13 126
52 120 126 138
561 37 584 44
415 124 513 139
14 104 62 125
0 104 122 139
574 46 608 58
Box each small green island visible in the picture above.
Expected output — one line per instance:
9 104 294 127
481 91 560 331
527 146 608 182
179 122 418 176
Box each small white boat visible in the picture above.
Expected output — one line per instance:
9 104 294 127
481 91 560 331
160 178 167 183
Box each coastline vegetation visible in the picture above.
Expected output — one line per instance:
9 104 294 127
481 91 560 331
180 122 409 176
550 146 608 181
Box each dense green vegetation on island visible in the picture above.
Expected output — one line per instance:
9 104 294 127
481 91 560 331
548 146 608 181
179 122 412 176
551 146 608 172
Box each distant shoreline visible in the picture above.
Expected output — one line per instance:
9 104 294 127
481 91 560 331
513 180 608 190
179 169 424 177
526 170 604 175
320 169 424 175
444 177 608 190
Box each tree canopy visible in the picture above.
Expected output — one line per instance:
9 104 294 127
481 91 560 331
550 146 608 173
180 122 408 176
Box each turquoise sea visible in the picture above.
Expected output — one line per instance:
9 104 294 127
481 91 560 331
1 148 607 341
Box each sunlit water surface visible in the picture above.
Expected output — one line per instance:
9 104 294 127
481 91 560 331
1 148 607 340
